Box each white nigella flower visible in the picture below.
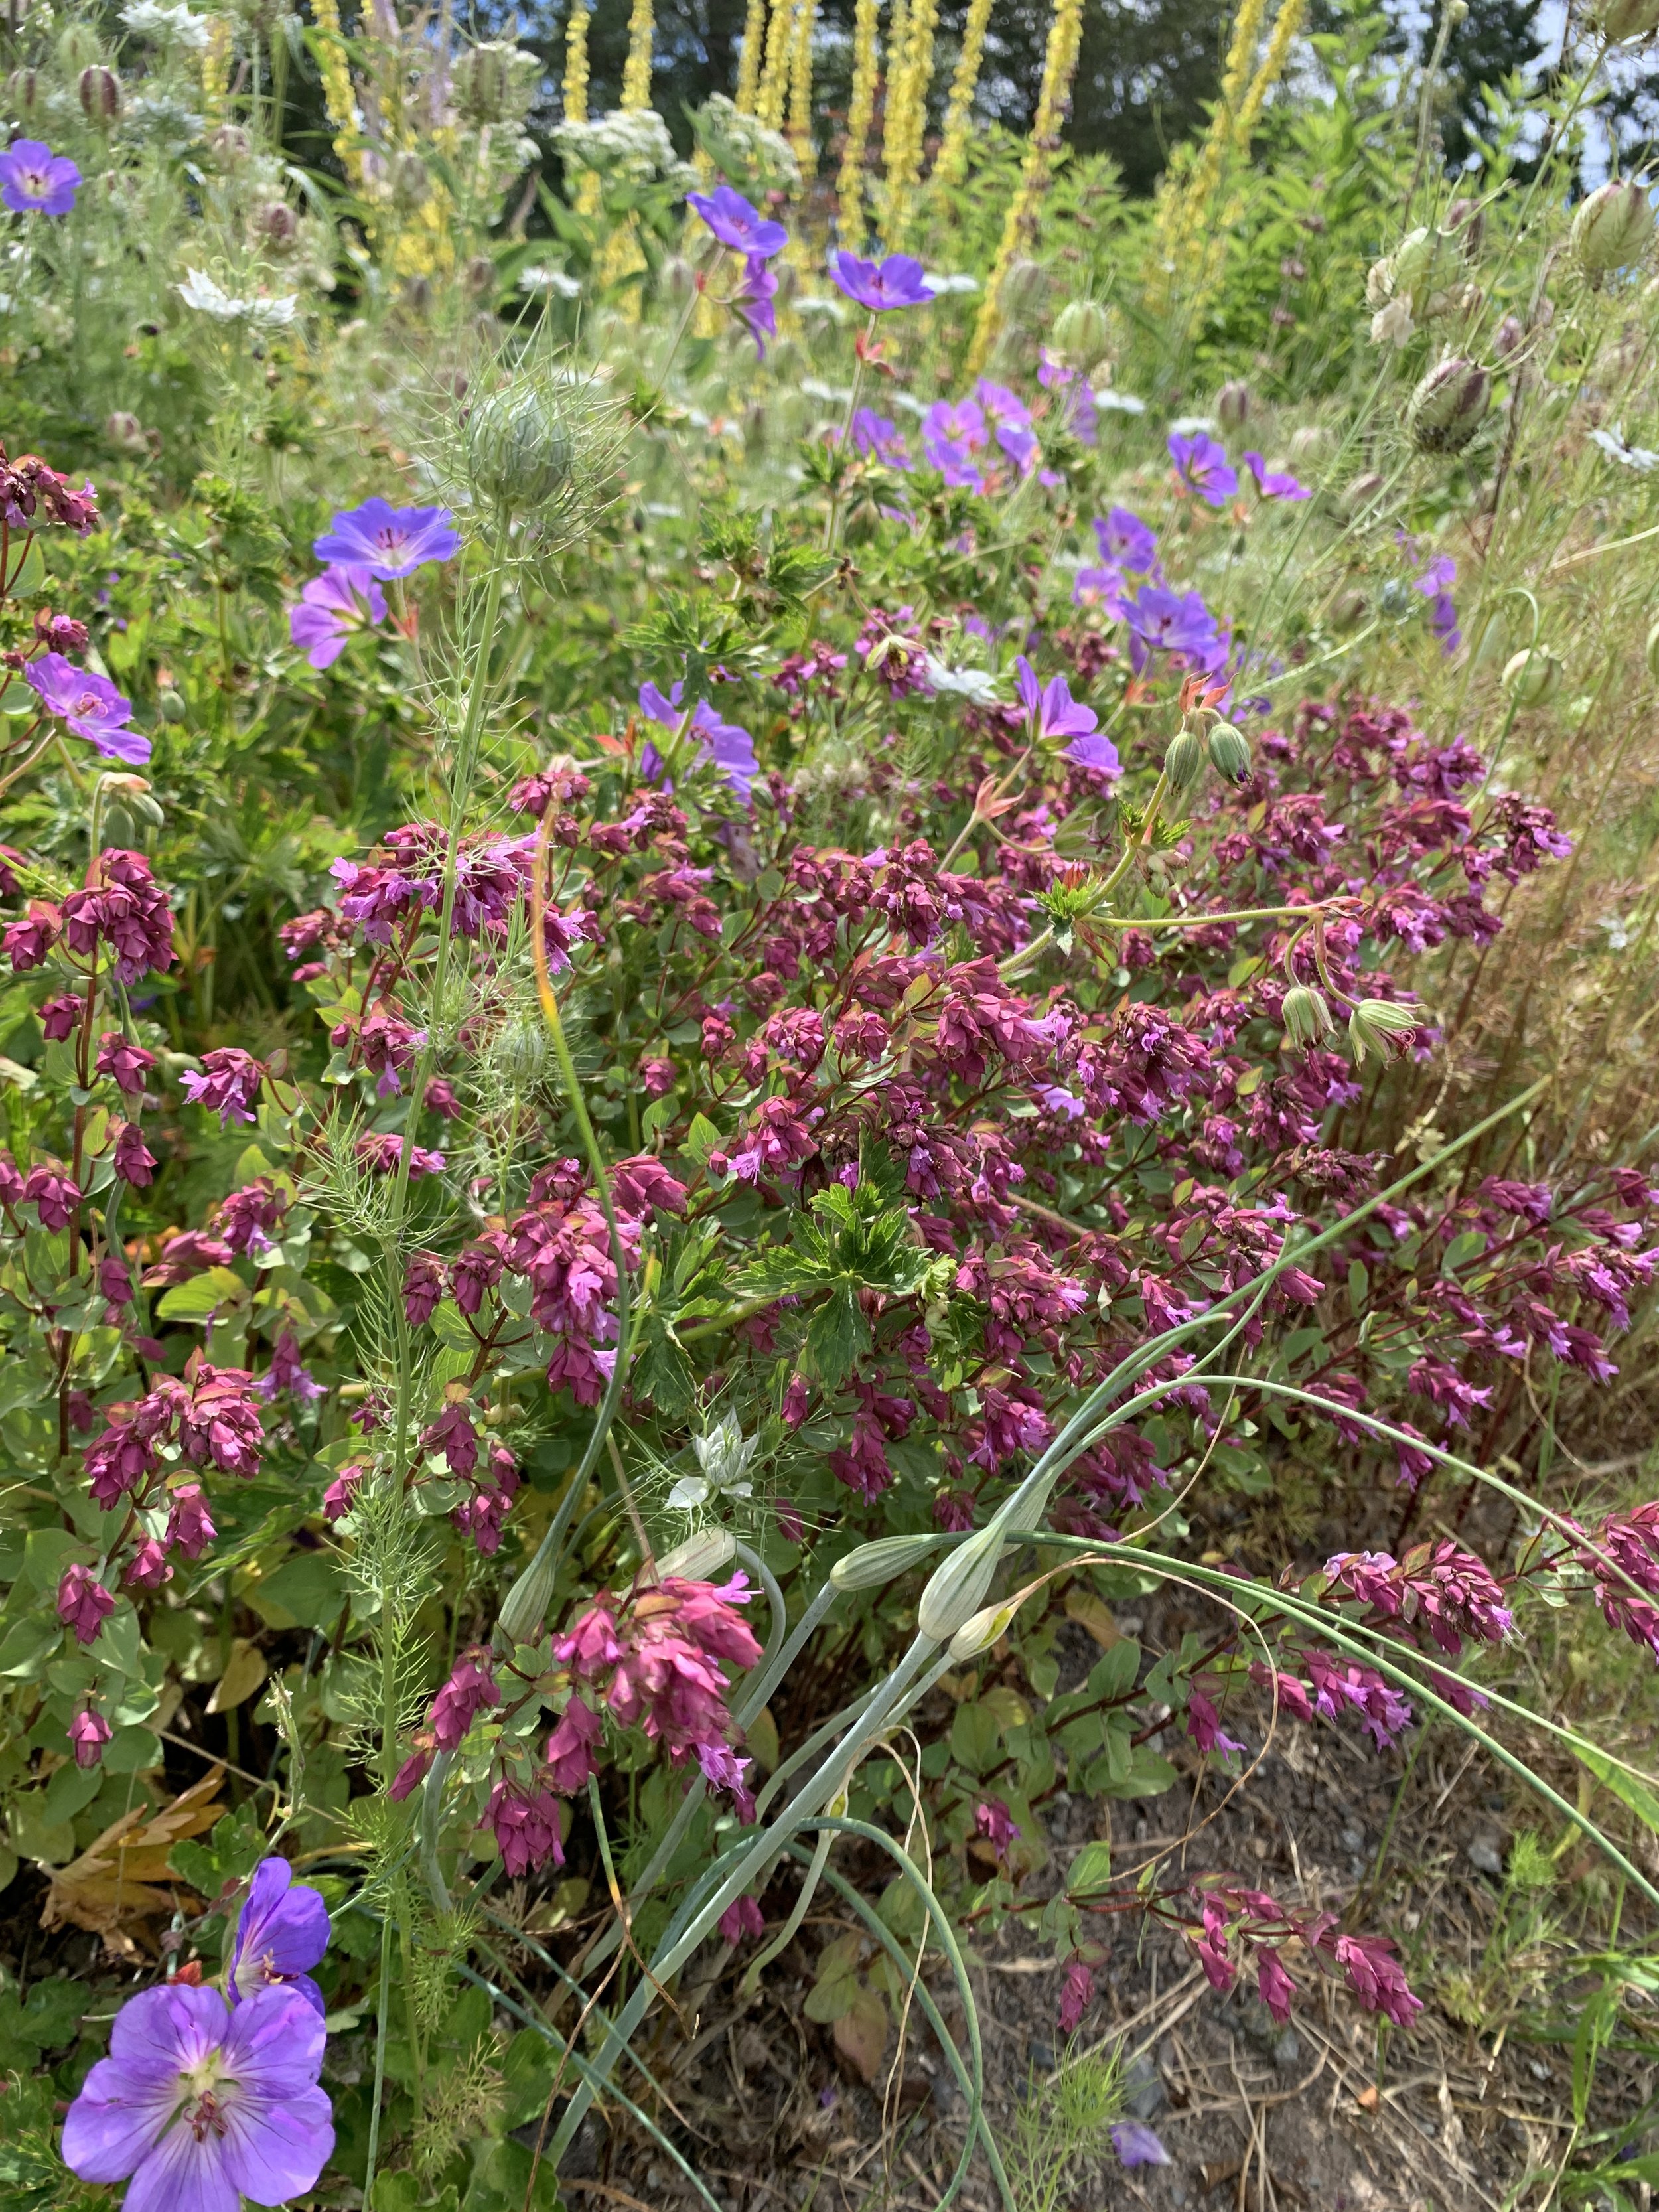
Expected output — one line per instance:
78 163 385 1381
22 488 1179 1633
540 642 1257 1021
122 0 211 47
177 269 299 327
1590 424 1659 471
1370 296 1416 349
923 656 1002 705
520 266 583 299
667 1412 758 1512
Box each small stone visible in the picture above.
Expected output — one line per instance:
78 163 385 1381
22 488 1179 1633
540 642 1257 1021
1028 2038 1056 2073
1467 1834 1504 1877
1273 2028 1303 2069
1124 2051 1167 2118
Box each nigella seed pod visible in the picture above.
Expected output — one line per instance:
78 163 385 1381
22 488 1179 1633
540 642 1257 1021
1052 298 1111 373
106 411 146 453
452 40 540 126
465 380 579 520
254 202 300 252
1492 314 1524 359
209 124 251 165
1443 196 1485 258
830 1532 947 1591
1348 998 1421 1066
1406 356 1490 454
1164 725 1205 790
5 68 40 119
1281 984 1334 1047
1597 0 1659 38
1216 379 1251 432
1207 721 1251 782
1501 647 1562 705
1339 471 1384 518
1287 424 1331 463
498 1015 549 1084
1572 178 1655 279
78 64 120 123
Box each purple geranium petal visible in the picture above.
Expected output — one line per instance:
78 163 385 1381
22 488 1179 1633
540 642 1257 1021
687 184 788 259
1066 729 1121 775
62 1983 333 2212
828 250 935 313
228 1855 332 2012
25 651 150 763
732 254 778 357
312 497 460 580
851 408 911 468
1243 450 1311 501
288 565 387 670
1095 506 1157 572
0 139 80 216
1015 655 1098 744
1111 2120 1171 2168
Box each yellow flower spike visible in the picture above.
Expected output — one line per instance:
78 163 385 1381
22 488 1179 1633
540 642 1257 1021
883 0 938 245
736 0 769 113
759 0 798 131
621 0 655 110
788 0 820 178
563 0 590 125
308 0 364 182
835 0 882 251
934 0 994 187
966 0 1084 372
200 14 232 125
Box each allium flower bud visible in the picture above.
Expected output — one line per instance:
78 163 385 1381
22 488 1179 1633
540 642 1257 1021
1597 0 1659 39
948 1594 1023 1660
1281 984 1334 1045
1216 379 1250 433
656 1528 738 1583
1207 721 1252 782
1572 178 1654 279
1163 725 1205 790
497 1543 559 1645
1348 998 1420 1065
79 64 120 122
830 1531 946 1591
1406 356 1490 453
1052 298 1111 373
917 1522 1006 1642
465 381 579 521
1501 646 1562 705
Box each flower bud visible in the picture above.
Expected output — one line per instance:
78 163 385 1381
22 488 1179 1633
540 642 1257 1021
1572 178 1654 279
1281 984 1334 1045
1207 721 1251 782
1646 617 1659 680
1163 725 1205 790
5 69 41 122
1501 646 1562 705
1471 610 1510 667
1329 587 1369 634
916 1523 1005 1643
1406 356 1490 453
1348 998 1420 1065
254 201 299 252
1340 471 1384 518
106 411 147 453
830 1532 946 1591
1443 197 1485 258
1001 257 1046 315
208 123 251 165
1287 425 1330 463
1216 378 1250 432
1052 298 1112 374
656 1528 737 1582
498 1544 558 1645
78 64 120 122
465 254 497 297
465 379 579 521
948 1595 1023 1661
1597 0 1659 38
1492 313 1524 358
157 688 186 723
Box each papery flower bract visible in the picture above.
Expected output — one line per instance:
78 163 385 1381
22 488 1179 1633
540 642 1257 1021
70 1708 111 1767
165 1484 218 1559
1169 429 1238 506
289 566 388 670
228 1856 331 2013
25 653 149 764
0 138 80 216
428 1648 500 1749
545 1694 605 1792
486 1777 566 1877
61 1982 334 2212
58 1562 115 1644
312 498 461 580
974 1799 1021 1856
1058 1958 1094 2031
97 1031 157 1098
687 184 787 258
828 250 935 312
719 1895 766 1944
179 1047 265 1126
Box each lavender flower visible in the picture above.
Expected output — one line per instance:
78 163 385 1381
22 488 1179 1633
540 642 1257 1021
1168 429 1238 507
312 498 461 579
62 1982 334 2211
638 680 757 800
288 566 387 670
687 184 788 259
828 250 935 313
228 1855 332 2012
1244 451 1311 501
25 653 149 764
0 139 80 216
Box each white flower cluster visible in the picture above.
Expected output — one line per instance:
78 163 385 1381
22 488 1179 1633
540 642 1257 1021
121 0 212 48
694 94 799 194
552 108 697 194
177 267 299 328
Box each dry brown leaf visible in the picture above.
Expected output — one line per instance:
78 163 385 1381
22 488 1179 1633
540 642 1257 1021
1064 1585 1121 1647
831 1986 889 2083
206 1637 267 1714
41 1767 225 1938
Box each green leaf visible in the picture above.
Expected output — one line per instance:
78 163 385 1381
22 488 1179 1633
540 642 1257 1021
157 1266 249 1323
948 1702 1002 1775
682 1112 723 1169
1102 1745 1179 1800
1576 1743 1659 1834
806 1284 869 1389
249 1550 348 1631
1066 1841 1116 1896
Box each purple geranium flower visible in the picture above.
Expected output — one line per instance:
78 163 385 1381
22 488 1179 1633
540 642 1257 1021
850 409 911 468
0 139 80 216
1243 450 1311 501
1110 2120 1171 2168
687 184 788 259
228 1855 332 2013
732 255 778 358
25 652 149 764
1412 553 1459 655
1015 654 1098 745
996 422 1040 477
312 498 461 579
1168 429 1238 507
61 1982 334 2212
288 565 387 670
974 379 1031 434
1095 506 1157 572
828 250 935 313
1116 581 1228 676
639 680 758 801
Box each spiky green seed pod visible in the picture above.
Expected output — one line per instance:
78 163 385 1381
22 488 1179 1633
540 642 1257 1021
1216 379 1250 433
465 381 579 521
1281 984 1334 1047
1572 178 1654 278
1052 299 1112 374
1406 356 1490 454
